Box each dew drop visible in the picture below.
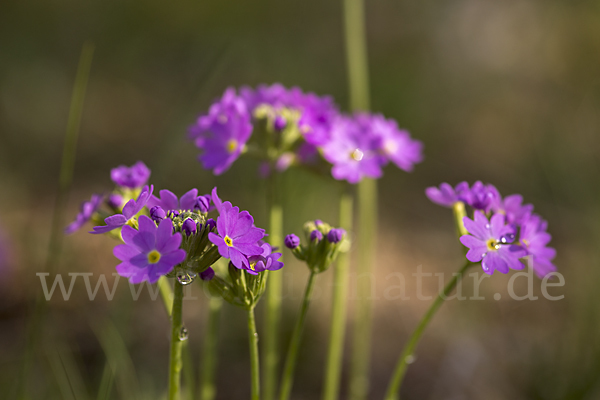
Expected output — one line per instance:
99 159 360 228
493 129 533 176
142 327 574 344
405 355 416 364
176 270 197 285
179 326 188 341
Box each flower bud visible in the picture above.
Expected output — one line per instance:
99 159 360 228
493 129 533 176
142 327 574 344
310 230 323 242
200 267 215 281
284 234 300 249
195 195 210 213
327 228 345 244
274 115 287 131
182 218 197 236
150 206 167 223
206 218 217 231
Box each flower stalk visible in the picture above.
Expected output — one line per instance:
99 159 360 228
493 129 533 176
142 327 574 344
168 281 185 400
323 187 353 400
384 260 473 400
247 307 261 400
264 172 283 400
199 296 223 400
279 270 318 400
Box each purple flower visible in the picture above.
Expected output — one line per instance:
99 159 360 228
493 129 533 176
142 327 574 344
310 230 323 242
321 115 386 184
208 188 266 270
182 218 197 236
488 187 534 225
66 194 104 234
150 206 166 223
114 215 186 284
91 185 153 234
459 212 526 274
248 243 284 274
200 267 215 281
107 194 123 210
147 189 199 212
284 234 300 249
425 182 470 207
368 114 423 172
327 228 345 244
520 214 557 278
110 161 151 189
189 88 253 175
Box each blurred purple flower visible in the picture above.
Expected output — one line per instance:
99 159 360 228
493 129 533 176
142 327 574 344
208 188 266 270
200 267 215 281
284 234 300 249
321 115 386 184
425 182 470 208
188 88 253 175
465 181 499 212
110 161 151 189
65 194 103 234
460 212 526 274
488 186 534 225
367 114 423 172
91 185 153 234
114 215 186 284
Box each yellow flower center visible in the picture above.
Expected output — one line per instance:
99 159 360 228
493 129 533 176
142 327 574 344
351 148 364 161
226 139 238 154
147 250 161 264
486 239 499 251
249 261 256 271
224 235 233 247
522 238 530 247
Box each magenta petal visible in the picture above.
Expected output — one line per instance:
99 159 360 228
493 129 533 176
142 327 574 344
159 190 179 211
105 214 128 227
179 189 198 210
234 227 265 245
489 213 506 239
462 215 488 240
230 212 253 238
483 252 508 274
121 225 138 245
229 248 249 269
132 231 156 253
156 218 175 250
211 187 223 213
235 243 265 256
138 215 157 234
160 249 186 267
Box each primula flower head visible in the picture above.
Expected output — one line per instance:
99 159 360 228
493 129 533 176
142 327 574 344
65 194 103 234
208 188 266 270
188 88 253 175
114 215 186 284
110 161 150 189
91 185 153 234
460 212 526 274
488 186 533 225
367 114 423 172
465 181 498 212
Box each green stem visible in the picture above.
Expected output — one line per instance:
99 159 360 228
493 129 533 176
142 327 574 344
182 341 195 400
342 0 373 397
279 270 318 400
323 188 353 400
350 179 377 400
264 173 283 400
168 282 185 400
248 307 260 400
18 42 94 400
384 261 473 400
159 276 174 316
199 296 223 400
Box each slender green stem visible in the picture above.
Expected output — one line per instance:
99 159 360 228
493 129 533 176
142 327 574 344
384 261 473 400
323 188 353 400
18 42 94 400
182 341 195 400
342 0 373 397
350 179 377 400
168 282 185 400
264 173 283 400
248 307 260 400
199 296 223 400
279 270 318 400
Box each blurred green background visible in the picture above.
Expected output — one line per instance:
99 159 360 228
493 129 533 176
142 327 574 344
1 0 599 399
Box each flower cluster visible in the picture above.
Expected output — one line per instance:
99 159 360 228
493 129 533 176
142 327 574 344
426 181 556 278
188 84 423 183
284 220 346 273
66 162 280 285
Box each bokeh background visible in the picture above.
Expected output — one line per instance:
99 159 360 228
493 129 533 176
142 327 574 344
1 0 600 399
